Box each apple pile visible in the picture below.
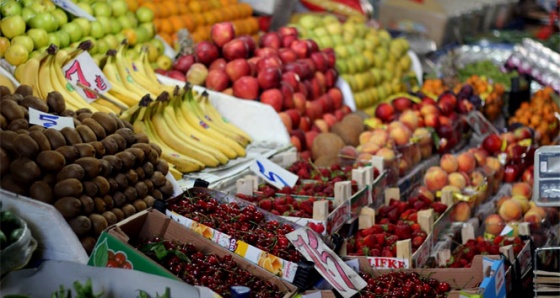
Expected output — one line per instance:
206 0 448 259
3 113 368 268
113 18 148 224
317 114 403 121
290 14 415 111
0 0 168 67
442 236 524 268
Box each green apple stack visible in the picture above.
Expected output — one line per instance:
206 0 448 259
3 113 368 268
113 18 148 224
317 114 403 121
0 0 167 67
291 14 415 113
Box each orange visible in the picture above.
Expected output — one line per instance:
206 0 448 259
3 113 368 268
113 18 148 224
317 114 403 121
153 18 163 32
122 28 138 45
192 13 204 27
169 15 185 32
163 1 177 16
178 3 189 14
247 17 259 33
126 0 139 12
238 3 252 17
188 1 202 13
141 2 160 18
181 14 195 31
159 32 173 45
158 3 170 18
159 19 174 34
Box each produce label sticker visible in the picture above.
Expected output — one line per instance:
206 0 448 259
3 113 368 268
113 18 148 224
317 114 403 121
51 0 96 21
29 107 74 130
367 257 409 269
250 155 298 189
466 111 499 137
62 52 112 103
287 227 367 298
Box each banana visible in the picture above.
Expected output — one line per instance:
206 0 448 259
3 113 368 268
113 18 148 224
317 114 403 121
168 166 183 180
0 74 16 93
15 52 47 96
111 46 159 98
91 99 120 113
102 58 149 106
136 47 160 84
127 50 175 94
197 92 253 143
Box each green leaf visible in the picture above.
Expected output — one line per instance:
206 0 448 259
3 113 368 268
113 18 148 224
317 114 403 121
173 250 191 263
93 238 109 267
153 243 169 260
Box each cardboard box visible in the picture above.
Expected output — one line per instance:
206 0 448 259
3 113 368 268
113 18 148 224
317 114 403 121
88 209 297 297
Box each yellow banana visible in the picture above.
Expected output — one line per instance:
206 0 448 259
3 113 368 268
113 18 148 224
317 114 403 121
91 99 120 113
0 74 16 93
137 47 160 84
103 54 154 100
197 92 253 143
127 50 175 94
168 166 183 180
112 46 159 98
14 54 45 97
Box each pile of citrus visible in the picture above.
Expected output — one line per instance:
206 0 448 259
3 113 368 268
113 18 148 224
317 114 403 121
130 0 259 45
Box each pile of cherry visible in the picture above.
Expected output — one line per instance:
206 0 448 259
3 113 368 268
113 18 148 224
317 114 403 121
442 236 525 268
167 193 303 263
358 271 451 298
138 238 284 298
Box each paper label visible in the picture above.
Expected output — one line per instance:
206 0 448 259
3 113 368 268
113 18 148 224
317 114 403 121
250 155 298 189
466 111 499 137
62 52 111 103
51 0 96 20
287 227 367 298
367 257 409 269
344 259 360 272
28 107 75 130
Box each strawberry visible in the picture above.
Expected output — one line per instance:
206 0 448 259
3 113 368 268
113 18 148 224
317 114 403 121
299 200 313 215
374 234 385 246
431 202 448 214
370 248 381 257
410 223 421 231
364 235 377 248
258 199 273 211
382 249 394 257
361 246 371 256
493 236 504 245
279 186 292 194
314 223 325 234
378 218 390 224
387 208 400 223
386 235 398 246
297 168 310 179
377 205 392 216
395 223 412 240
397 201 408 213
407 212 418 222
400 209 413 220
412 236 424 248
359 225 383 237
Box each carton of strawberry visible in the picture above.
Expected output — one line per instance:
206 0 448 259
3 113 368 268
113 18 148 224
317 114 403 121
377 197 449 224
439 236 525 268
287 160 355 182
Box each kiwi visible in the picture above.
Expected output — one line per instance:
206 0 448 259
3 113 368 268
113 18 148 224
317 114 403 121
60 127 83 145
55 146 80 163
21 95 48 112
134 132 149 144
77 113 92 122
7 118 29 131
114 173 129 189
93 197 106 213
101 136 119 155
82 118 106 140
89 141 106 157
0 114 7 129
121 204 137 218
28 125 45 132
79 195 94 214
110 114 126 130
0 148 10 175
154 160 169 176
135 166 145 180
103 195 114 210
131 143 152 156
10 158 41 185
115 128 136 146
147 149 158 165
150 171 166 187
143 179 154 193
46 91 66 114
102 211 118 225
43 173 56 186
54 197 82 218
91 112 118 134
57 164 85 181
159 180 174 197
29 130 52 151
76 108 93 115
0 85 10 97
143 195 155 208
149 143 162 156
15 129 30 135
44 128 68 149
69 215 92 236
0 99 24 121
124 186 138 202
142 162 154 177
126 148 145 164
29 180 54 204
12 134 39 158
135 182 148 198
133 199 148 212
112 191 126 207
107 177 118 193
89 214 108 235
116 151 136 170
15 85 33 97
19 105 29 119
59 110 75 117
83 181 98 197
112 208 125 222
80 236 97 255
125 169 138 184
2 93 23 102
75 125 97 143
108 134 127 151
73 143 96 158
36 150 66 172
0 130 18 153
54 178 83 198
99 159 113 177
93 176 110 195
1 175 27 195
74 157 102 178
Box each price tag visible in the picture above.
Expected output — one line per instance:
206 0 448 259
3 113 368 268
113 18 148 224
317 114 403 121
51 0 96 21
62 52 111 103
286 227 367 298
249 155 298 189
28 107 74 130
466 111 499 137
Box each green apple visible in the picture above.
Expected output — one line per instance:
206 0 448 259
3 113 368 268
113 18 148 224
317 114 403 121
299 15 319 30
346 45 357 56
156 55 172 70
109 19 122 35
135 6 154 23
378 29 391 42
29 50 44 59
125 48 139 59
139 22 156 39
149 38 164 55
4 43 29 66
321 14 338 25
114 32 126 44
20 0 34 7
27 28 49 49
103 34 119 50
11 35 34 53
331 35 343 45
110 0 128 17
28 12 59 32
76 2 93 16
125 11 138 28
1 15 26 39
135 26 149 44
353 40 365 52
95 38 111 55
21 7 36 23
334 45 348 59
363 40 375 52
1 0 22 17
313 27 328 37
342 32 354 44
346 59 357 74
318 36 333 49
95 16 112 35
56 30 70 48
362 51 375 67
145 43 159 62
353 56 365 72
92 2 112 18
117 15 133 29
0 37 9 58
325 23 342 35
60 22 83 43
47 33 60 48
72 18 91 37
52 8 68 28
90 21 106 39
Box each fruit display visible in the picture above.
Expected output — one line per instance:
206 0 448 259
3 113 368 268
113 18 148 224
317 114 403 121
0 85 175 253
299 0 367 22
357 271 451 297
138 237 286 298
290 14 414 111
377 197 448 225
440 236 525 268
0 0 167 67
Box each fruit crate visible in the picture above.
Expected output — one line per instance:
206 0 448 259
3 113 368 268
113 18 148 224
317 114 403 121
163 187 321 288
87 209 297 297
397 154 440 198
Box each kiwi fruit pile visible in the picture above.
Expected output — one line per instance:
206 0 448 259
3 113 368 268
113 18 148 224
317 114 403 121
0 85 175 254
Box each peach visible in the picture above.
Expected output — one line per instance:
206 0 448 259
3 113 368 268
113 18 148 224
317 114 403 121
442 185 461 194
369 129 390 146
389 124 412 146
470 171 485 187
399 158 411 176
424 166 449 192
420 104 440 117
486 157 502 172
529 204 547 218
339 145 359 159
440 154 458 174
451 202 471 222
415 186 435 201
511 182 532 200
470 148 489 167
523 208 543 228
413 127 432 144
449 172 467 189
359 131 373 145
496 196 511 209
375 147 396 160
484 214 505 236
457 152 476 174
411 146 422 164
357 152 373 162
399 110 420 131
511 195 530 214
499 199 523 221
360 141 381 154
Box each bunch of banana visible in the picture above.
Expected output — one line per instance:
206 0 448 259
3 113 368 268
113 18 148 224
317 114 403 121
0 74 17 93
125 84 252 173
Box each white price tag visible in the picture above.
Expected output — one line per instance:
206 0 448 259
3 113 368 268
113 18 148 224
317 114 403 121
62 52 111 103
51 0 96 21
28 107 74 130
249 155 298 189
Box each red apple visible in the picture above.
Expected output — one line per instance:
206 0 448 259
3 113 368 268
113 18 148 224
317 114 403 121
323 48 335 68
392 97 412 112
334 109 344 121
438 92 457 109
514 126 533 141
237 35 256 54
328 87 343 109
504 164 521 183
284 109 301 128
324 68 338 88
482 133 503 155
299 116 311 131
278 112 292 133
257 56 282 73
291 135 302 151
260 89 283 112
310 52 328 72
299 59 317 75
195 41 220 66
280 82 294 110
283 63 303 78
310 78 323 99
306 39 319 53
206 69 230 91
172 54 196 73
319 94 334 113
290 40 310 59
225 59 251 82
211 22 235 47
222 39 249 61
305 131 319 149
166 70 186 82
232 76 259 100
278 26 298 37
281 35 298 48
254 47 278 58
209 58 227 72
422 97 437 106
259 32 281 49
247 57 260 76
293 92 306 114
282 71 300 90
302 80 313 98
257 67 282 90
375 103 395 122
314 72 327 94
323 113 338 128
297 82 308 98
305 100 323 121
423 114 440 128
278 48 298 64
